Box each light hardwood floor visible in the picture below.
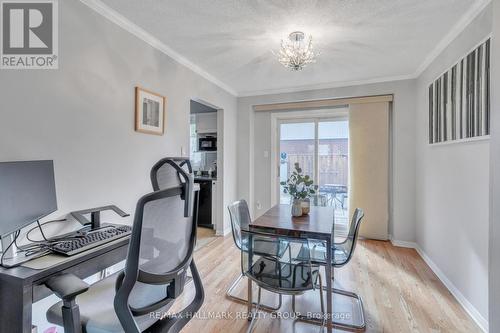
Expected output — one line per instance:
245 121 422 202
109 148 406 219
175 235 482 333
195 227 217 248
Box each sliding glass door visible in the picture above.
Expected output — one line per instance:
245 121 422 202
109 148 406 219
278 118 349 226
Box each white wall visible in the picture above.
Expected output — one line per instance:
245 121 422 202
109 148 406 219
415 4 492 330
0 0 237 232
237 79 417 243
489 0 500 331
220 103 238 235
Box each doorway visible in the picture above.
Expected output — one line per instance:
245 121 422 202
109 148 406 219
190 99 221 248
273 110 350 229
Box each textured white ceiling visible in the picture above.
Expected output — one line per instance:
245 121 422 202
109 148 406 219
99 0 484 96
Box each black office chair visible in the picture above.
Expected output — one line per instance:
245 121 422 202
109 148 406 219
151 157 197 223
295 208 365 330
151 157 193 191
44 179 204 332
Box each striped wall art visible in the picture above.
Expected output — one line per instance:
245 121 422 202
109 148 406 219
428 38 490 144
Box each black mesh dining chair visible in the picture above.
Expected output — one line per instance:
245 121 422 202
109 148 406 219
227 200 289 311
240 228 325 332
295 208 365 330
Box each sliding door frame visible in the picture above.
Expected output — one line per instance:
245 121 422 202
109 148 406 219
270 108 349 206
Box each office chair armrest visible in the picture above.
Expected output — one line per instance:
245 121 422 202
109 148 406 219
45 273 89 300
45 274 89 333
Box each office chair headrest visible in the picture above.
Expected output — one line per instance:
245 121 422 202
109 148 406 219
150 158 194 218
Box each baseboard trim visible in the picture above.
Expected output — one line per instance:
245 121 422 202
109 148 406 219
390 238 418 249
389 239 489 332
215 227 232 237
414 246 488 332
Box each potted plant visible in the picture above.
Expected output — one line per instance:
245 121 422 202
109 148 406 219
280 162 318 216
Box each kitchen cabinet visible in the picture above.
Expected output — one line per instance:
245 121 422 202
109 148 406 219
195 178 217 229
195 112 217 134
211 180 217 228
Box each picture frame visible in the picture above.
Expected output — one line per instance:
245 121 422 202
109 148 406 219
428 38 490 144
135 87 166 135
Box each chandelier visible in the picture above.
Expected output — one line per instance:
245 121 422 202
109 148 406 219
276 31 317 71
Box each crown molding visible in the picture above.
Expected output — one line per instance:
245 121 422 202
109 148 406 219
79 0 491 98
414 0 492 77
241 0 491 98
79 0 238 97
237 74 416 97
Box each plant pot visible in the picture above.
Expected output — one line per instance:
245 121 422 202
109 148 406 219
291 199 303 217
301 198 310 215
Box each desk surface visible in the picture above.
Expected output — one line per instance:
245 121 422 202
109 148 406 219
0 236 128 283
251 204 334 238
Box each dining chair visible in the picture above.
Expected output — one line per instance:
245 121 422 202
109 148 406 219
241 228 325 332
227 200 290 311
295 208 366 330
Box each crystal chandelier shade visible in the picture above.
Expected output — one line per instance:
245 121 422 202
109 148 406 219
276 31 317 71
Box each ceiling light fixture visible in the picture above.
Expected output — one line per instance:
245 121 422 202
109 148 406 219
276 31 317 71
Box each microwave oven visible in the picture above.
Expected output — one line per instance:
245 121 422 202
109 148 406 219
199 137 217 151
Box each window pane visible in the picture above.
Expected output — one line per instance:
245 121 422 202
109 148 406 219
279 122 315 204
318 121 349 229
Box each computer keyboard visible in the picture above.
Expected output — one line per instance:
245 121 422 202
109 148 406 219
50 225 132 256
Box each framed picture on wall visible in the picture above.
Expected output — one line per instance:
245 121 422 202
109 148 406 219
135 87 166 135
428 38 490 144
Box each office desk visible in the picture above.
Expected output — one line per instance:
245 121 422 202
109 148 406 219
0 236 129 333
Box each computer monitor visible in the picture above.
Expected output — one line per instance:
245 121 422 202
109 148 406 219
0 160 58 237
